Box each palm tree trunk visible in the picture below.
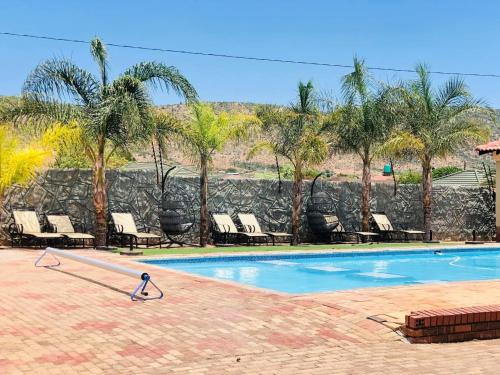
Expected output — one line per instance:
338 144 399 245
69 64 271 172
93 138 108 247
422 156 432 240
291 164 303 245
199 157 209 247
361 157 371 232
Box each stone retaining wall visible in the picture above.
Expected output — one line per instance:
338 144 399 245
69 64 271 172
0 169 495 244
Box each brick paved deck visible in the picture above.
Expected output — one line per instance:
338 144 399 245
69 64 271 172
2 248 500 374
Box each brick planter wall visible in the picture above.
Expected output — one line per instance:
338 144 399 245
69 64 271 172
403 305 500 343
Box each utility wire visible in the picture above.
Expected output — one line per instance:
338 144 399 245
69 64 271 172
2 31 500 78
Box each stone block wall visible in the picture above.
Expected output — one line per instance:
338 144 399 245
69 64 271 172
0 169 495 244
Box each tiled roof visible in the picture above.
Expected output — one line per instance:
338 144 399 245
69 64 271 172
476 140 500 155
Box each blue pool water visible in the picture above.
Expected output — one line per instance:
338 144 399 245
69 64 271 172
141 248 500 294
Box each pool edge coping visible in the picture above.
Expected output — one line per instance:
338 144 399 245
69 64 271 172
137 243 500 263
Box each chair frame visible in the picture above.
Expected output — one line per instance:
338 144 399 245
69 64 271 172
237 213 292 246
107 212 162 250
6 209 64 248
369 211 424 242
45 213 96 249
210 212 269 246
309 213 379 244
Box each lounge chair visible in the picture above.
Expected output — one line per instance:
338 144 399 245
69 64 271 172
9 210 63 247
109 213 162 248
210 213 269 245
45 214 96 248
369 212 425 241
308 212 378 243
237 213 292 245
330 217 379 243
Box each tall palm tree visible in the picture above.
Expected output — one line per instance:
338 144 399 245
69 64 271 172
177 103 257 246
334 58 399 231
252 81 330 245
19 37 197 246
381 64 491 239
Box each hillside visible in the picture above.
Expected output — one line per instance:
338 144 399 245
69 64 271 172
139 102 498 182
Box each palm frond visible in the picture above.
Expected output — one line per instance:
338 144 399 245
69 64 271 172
23 59 99 106
93 76 153 146
90 37 109 86
247 140 276 160
2 96 84 128
433 119 490 158
341 57 371 105
414 63 434 114
436 77 465 108
377 131 425 159
292 80 317 115
124 62 198 103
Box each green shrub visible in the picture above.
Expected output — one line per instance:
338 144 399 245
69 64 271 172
279 165 322 180
398 171 422 184
432 166 462 179
398 166 462 185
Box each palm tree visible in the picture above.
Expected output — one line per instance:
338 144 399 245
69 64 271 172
251 81 330 245
381 64 491 239
177 103 257 246
17 37 197 246
334 57 399 231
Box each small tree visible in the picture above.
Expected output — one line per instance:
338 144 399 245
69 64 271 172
381 64 491 239
15 37 197 246
0 123 70 207
251 81 330 245
177 103 257 246
333 58 399 231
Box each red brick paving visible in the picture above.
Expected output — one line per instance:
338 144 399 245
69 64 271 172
2 248 500 373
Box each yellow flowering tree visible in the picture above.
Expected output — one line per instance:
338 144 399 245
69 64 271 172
0 123 74 207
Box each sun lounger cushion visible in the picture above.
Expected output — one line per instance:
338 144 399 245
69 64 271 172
46 215 76 233
212 214 239 233
401 230 425 234
214 214 268 239
238 213 291 239
371 213 395 231
128 232 161 239
13 210 63 238
111 213 139 233
46 215 95 239
355 231 379 236
13 210 42 233
23 232 63 238
60 232 95 239
238 213 263 233
111 213 160 238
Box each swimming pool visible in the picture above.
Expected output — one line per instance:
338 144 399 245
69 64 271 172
141 248 500 294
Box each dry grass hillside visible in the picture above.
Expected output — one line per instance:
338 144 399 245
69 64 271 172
134 102 497 182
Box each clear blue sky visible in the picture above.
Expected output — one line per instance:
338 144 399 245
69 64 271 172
1 0 499 106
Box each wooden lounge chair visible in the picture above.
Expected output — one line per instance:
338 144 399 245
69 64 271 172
211 213 269 245
370 212 425 241
237 213 292 245
46 214 96 248
9 210 63 247
110 213 162 248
